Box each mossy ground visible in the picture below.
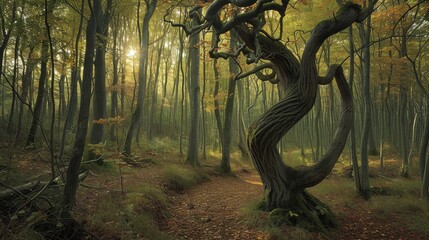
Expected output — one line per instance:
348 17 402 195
161 164 208 192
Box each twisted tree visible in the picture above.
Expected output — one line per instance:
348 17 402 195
166 0 377 230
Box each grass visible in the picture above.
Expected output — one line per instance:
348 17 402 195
309 178 355 196
142 137 179 154
282 148 314 167
371 195 427 216
88 184 172 240
84 161 120 175
265 226 314 240
162 164 208 192
240 199 315 240
368 177 429 237
241 198 269 228
371 195 429 237
8 229 44 240
407 209 429 237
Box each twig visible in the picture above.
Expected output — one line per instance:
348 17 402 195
79 183 123 193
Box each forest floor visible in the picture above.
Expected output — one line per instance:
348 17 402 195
1 141 429 240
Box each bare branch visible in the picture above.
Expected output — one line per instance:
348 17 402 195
164 0 290 67
390 0 426 35
296 66 353 189
318 64 339 85
235 62 276 81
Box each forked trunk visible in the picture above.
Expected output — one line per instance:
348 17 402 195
243 3 362 230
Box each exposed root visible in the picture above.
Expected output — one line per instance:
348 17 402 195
260 190 336 232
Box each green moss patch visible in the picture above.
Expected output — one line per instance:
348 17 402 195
88 185 171 240
162 165 208 192
240 199 315 240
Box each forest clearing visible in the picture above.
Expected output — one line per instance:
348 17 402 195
1 0 429 239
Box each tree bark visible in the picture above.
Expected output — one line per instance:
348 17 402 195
0 0 16 84
88 0 112 163
25 37 49 149
358 11 372 200
59 0 84 165
348 25 361 192
185 6 201 166
61 0 98 213
123 0 157 157
238 3 363 229
14 46 36 146
7 32 20 132
399 88 409 177
159 57 169 134
219 30 239 174
236 80 248 158
213 40 223 151
109 14 120 141
149 41 164 140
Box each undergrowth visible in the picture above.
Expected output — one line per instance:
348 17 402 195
162 164 208 192
240 199 315 240
5 228 44 240
370 178 429 237
88 184 171 240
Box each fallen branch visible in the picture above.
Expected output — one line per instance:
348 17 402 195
0 171 88 201
0 181 41 200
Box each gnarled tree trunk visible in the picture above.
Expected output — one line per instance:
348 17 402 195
239 3 364 229
167 0 376 230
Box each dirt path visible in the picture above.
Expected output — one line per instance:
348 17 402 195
163 172 428 240
164 172 266 240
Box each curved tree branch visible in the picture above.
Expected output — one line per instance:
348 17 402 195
295 66 353 189
357 0 379 22
163 6 209 36
164 0 290 75
318 64 340 85
207 0 288 35
246 2 376 210
234 62 276 81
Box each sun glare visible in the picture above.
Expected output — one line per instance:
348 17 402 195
127 49 136 57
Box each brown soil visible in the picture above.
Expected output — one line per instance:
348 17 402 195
163 172 265 240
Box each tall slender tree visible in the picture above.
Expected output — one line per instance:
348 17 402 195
25 1 55 149
358 0 374 199
0 1 16 80
348 25 361 192
88 0 113 163
61 0 99 214
109 11 120 141
185 4 201 166
123 0 157 158
59 0 84 164
219 29 239 174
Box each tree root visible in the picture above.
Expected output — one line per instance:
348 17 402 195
264 190 336 233
296 191 336 232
